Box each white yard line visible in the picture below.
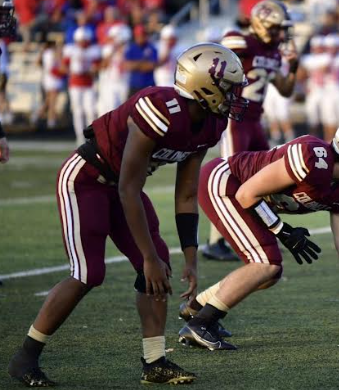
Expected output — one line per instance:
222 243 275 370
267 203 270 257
5 156 64 168
9 141 75 152
0 226 332 281
0 247 182 280
0 186 175 207
0 195 56 206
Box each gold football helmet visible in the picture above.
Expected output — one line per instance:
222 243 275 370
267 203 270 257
250 0 293 44
174 43 248 120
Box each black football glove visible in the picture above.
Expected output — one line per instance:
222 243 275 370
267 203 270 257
275 222 321 265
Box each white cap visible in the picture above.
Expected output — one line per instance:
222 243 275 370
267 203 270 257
324 33 339 48
310 35 325 48
332 128 339 154
108 24 131 43
74 27 92 42
160 25 177 40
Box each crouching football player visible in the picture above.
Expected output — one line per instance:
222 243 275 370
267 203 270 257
177 130 339 350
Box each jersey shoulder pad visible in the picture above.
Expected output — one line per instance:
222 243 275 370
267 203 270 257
132 89 174 139
285 138 331 184
221 30 247 51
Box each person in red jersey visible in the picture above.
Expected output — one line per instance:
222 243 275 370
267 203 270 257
203 0 300 262
8 43 248 386
176 130 339 350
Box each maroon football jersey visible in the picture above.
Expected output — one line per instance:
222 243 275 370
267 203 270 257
228 135 339 214
92 86 227 176
221 30 281 120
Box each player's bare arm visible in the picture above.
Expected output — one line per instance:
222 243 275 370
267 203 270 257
272 41 299 97
235 156 295 208
175 150 207 301
236 154 321 264
119 117 172 299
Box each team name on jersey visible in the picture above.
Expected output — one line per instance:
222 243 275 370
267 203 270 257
252 56 280 71
293 192 331 211
152 148 195 162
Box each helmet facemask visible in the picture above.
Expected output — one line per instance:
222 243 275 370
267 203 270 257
212 77 248 121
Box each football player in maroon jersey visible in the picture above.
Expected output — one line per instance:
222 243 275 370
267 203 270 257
8 43 248 386
203 0 300 261
176 129 339 350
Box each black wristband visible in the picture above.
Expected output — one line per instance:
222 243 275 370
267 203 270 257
0 121 5 138
175 213 199 250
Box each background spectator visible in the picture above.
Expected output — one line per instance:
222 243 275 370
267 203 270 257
37 40 65 129
297 35 328 138
13 0 41 48
96 6 124 46
97 23 131 115
154 24 181 87
124 24 157 97
0 39 12 124
321 33 339 142
61 26 101 145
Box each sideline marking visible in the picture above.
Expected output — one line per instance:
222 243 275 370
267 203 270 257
0 186 175 207
0 226 332 281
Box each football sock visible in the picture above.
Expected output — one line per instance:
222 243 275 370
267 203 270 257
189 299 203 312
22 336 45 360
188 304 226 327
142 336 165 364
209 224 222 245
196 281 221 307
28 325 50 344
23 325 49 359
207 295 230 312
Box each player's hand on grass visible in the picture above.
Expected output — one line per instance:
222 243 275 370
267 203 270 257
180 265 197 303
143 258 172 301
276 222 321 264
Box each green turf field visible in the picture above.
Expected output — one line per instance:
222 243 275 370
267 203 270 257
1 142 338 390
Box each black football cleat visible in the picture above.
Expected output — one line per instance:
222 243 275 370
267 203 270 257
202 239 239 261
178 324 237 351
140 356 196 384
8 348 56 387
179 301 232 338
